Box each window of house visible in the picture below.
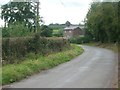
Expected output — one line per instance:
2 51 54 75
69 31 72 33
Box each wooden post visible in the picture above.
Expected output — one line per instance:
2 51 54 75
36 1 39 32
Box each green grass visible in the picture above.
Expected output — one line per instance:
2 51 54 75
52 29 59 34
1 44 84 85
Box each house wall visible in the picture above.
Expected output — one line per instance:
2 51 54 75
72 28 83 37
64 28 84 39
64 29 73 39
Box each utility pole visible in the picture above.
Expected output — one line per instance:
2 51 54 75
35 0 40 32
36 1 39 32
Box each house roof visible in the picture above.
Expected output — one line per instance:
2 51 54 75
64 26 81 30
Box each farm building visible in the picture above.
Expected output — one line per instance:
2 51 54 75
63 25 84 39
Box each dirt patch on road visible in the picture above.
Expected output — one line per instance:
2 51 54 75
111 63 118 88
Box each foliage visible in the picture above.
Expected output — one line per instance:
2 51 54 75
2 28 9 37
85 2 119 43
52 29 63 37
65 21 71 27
2 36 70 65
40 25 53 37
2 22 35 37
48 23 65 30
1 1 38 32
69 36 90 44
1 44 84 85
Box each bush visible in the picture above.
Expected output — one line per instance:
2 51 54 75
69 36 90 44
1 45 84 85
2 35 70 65
40 25 53 37
2 22 34 37
53 29 63 37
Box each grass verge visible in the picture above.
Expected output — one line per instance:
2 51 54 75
83 42 118 53
1 44 84 85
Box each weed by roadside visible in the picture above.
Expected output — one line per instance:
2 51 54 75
1 44 84 85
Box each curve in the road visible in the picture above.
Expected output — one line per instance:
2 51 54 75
5 45 118 88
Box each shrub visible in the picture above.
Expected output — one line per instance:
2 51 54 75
69 36 90 44
2 22 34 37
2 36 70 65
39 25 53 37
1 44 84 85
53 29 63 37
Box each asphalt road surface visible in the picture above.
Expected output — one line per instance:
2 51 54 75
6 45 118 88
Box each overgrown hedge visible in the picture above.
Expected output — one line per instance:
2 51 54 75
2 45 83 85
69 36 90 44
2 35 70 65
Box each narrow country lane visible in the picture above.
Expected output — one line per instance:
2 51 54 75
5 45 118 88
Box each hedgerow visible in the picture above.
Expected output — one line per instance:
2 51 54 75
2 35 70 65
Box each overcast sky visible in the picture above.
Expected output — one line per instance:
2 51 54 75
0 0 93 26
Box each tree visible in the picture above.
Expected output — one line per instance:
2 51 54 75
65 21 71 27
2 22 34 37
86 2 119 43
118 1 120 42
1 1 38 32
40 25 53 37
